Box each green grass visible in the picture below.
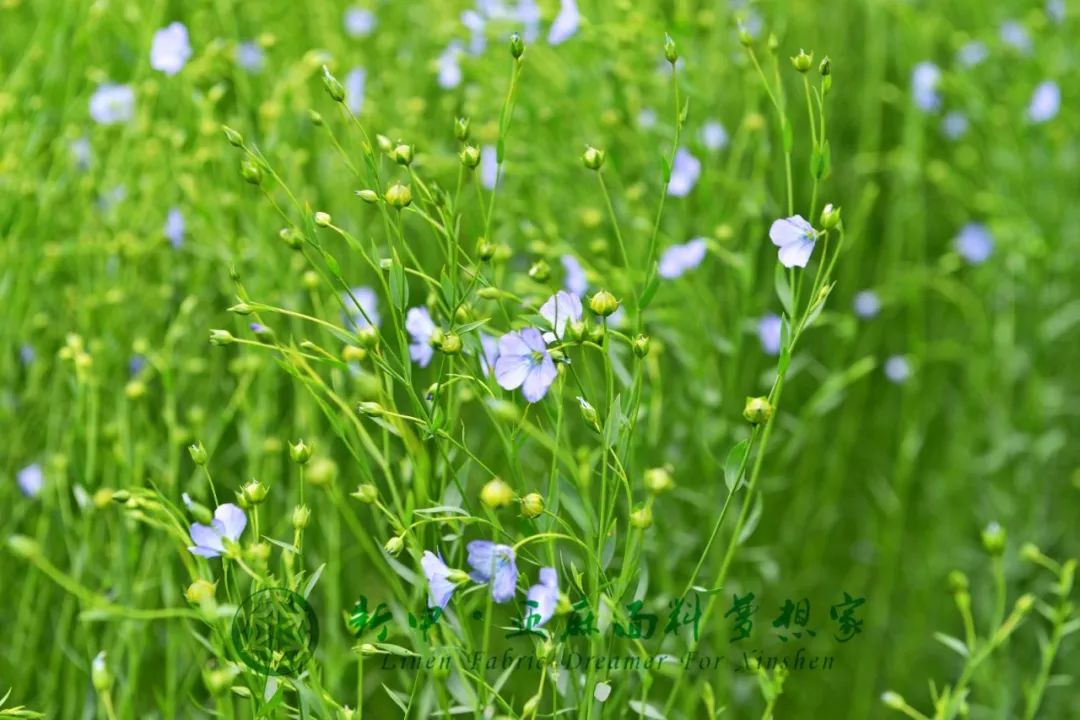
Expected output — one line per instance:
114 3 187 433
1 1 1078 718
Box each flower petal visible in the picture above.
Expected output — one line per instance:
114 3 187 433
214 503 247 541
769 216 812 249
519 328 548 353
405 306 435 341
497 331 530 358
410 340 435 368
189 522 225 554
495 354 531 391
491 554 518 603
466 540 497 581
777 237 816 268
521 355 557 403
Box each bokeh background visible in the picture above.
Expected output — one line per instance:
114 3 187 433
2 0 1077 718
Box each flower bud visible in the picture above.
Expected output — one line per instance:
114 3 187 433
280 227 304 249
384 535 404 556
309 110 324 126
322 65 345 102
481 477 515 509
663 34 678 64
743 396 773 424
357 401 385 417
439 332 463 355
981 522 1006 556
222 125 244 147
475 237 496 260
385 182 412 208
186 579 217 604
521 492 545 519
529 259 551 282
577 396 600 430
589 290 619 317
292 504 312 529
644 467 674 494
351 484 378 503
314 211 332 227
249 323 274 343
738 27 753 47
880 692 906 710
189 442 209 465
6 534 41 559
582 146 606 171
290 439 313 465
356 189 379 204
790 49 813 73
632 334 651 358
820 203 841 230
240 158 263 185
376 134 393 153
92 652 113 693
1015 593 1035 614
356 326 379 348
767 33 779 54
460 144 481 169
391 143 414 166
629 504 653 529
819 55 831 77
1020 543 1042 564
510 32 525 59
242 480 269 505
946 570 969 594
455 117 471 141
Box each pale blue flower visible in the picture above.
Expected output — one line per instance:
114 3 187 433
345 67 366 115
769 215 816 268
1027 81 1060 124
638 108 658 128
480 145 498 189
667 147 700 197
494 328 557 403
17 463 43 498
540 290 582 342
343 286 380 331
658 237 707 279
954 223 993 264
758 314 782 355
129 355 147 376
562 255 587 297
164 207 184 249
97 184 126 211
911 62 942 112
70 137 92 169
150 22 192 76
517 0 541 42
479 332 500 376
406 306 437 368
884 355 910 384
701 120 729 151
344 7 377 37
941 112 968 140
467 540 518 603
19 344 35 366
957 41 988 68
462 10 488 55
437 41 464 89
1047 0 1065 24
853 290 881 319
548 0 580 45
89 84 134 125
421 551 458 609
524 567 559 628
236 41 264 72
999 20 1032 54
188 503 247 558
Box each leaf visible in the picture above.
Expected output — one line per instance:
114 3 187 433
302 563 325 599
804 356 877 417
737 492 763 545
628 700 667 719
724 439 750 491
382 685 410 715
639 266 662 309
414 505 469 516
774 264 794 317
603 394 625 449
389 258 408 310
933 632 970 658
322 251 341 277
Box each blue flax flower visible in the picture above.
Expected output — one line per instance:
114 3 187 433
494 329 557 403
468 540 518 603
769 215 817 268
421 551 459 609
525 567 559 627
188 503 247 558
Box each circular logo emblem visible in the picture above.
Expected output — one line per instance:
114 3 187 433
231 588 318 676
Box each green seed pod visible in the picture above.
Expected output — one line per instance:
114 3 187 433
440 332 463 355
391 143 414 166
455 117 471 141
632 334 651 358
460 144 481 169
92 652 113 692
185 579 217 603
820 203 841 230
384 535 404 556
481 477 515 509
510 32 525 59
791 49 813 73
529 259 551 282
629 504 653 529
356 189 379 204
289 439 313 465
321 65 345 102
384 183 412 208
981 522 1006 556
314 211 332 227
188 442 209 465
582 145 606 171
743 396 773 424
521 492 545 518
663 34 678 64
240 158 263 185
291 504 312 529
222 125 244 147
589 290 619 317
242 480 269 505
351 484 378 504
